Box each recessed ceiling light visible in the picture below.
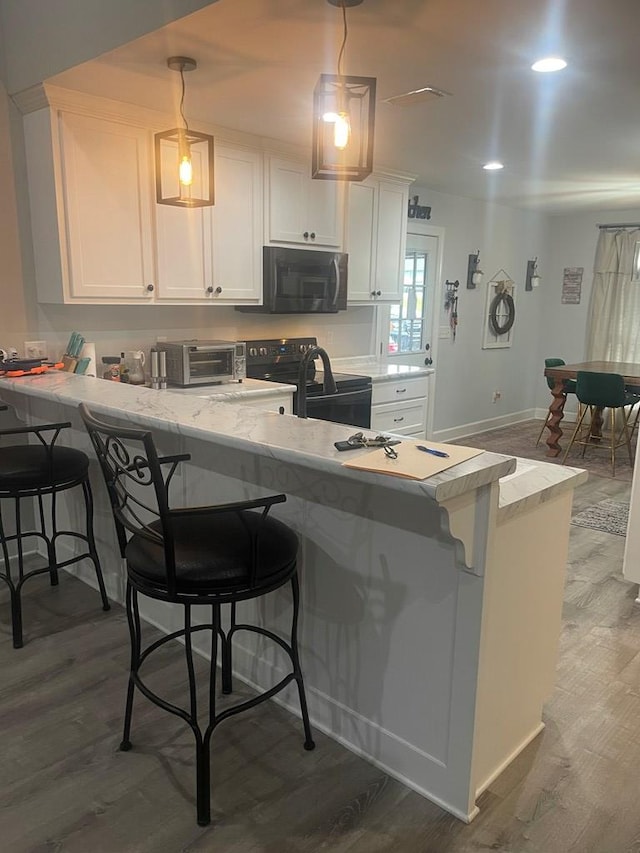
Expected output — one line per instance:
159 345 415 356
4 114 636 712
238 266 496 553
531 57 567 73
483 161 504 171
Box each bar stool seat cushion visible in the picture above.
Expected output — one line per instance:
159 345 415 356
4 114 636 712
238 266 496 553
125 512 298 591
0 445 90 492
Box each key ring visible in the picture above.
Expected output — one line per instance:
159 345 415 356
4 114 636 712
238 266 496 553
347 431 397 448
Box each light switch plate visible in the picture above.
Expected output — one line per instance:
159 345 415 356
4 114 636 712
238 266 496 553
24 340 47 359
439 326 451 339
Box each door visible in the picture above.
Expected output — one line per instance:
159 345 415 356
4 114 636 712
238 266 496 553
376 228 443 437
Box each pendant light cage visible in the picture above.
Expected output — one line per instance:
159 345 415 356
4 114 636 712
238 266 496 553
312 73 376 181
155 56 215 208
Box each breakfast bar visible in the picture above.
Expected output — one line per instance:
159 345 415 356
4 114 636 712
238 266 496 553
0 372 586 822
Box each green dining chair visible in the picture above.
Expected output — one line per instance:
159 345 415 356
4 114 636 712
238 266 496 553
536 358 578 446
561 371 636 476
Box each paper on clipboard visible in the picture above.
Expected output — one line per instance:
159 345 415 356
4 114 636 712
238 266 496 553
341 441 483 480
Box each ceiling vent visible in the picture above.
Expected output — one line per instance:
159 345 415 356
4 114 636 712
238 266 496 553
382 85 451 107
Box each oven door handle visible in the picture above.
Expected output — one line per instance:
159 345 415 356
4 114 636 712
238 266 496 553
306 388 371 406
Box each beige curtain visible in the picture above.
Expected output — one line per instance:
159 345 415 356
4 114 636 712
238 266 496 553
586 228 640 360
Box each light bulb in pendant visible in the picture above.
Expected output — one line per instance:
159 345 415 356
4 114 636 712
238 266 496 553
333 111 350 149
179 154 193 186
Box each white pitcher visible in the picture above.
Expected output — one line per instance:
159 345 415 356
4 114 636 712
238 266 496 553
123 350 146 385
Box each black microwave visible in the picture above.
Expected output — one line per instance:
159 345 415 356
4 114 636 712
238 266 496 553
236 246 348 314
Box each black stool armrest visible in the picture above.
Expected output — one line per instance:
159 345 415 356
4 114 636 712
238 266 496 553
170 493 286 519
0 420 72 438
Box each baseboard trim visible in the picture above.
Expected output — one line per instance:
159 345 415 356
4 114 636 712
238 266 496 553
433 408 579 443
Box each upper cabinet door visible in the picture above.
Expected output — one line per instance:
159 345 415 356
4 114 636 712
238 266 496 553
58 112 155 301
211 145 263 303
156 143 263 303
344 181 376 302
267 157 342 248
345 176 411 304
374 180 409 300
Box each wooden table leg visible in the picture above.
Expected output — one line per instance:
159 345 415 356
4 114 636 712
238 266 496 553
544 380 567 457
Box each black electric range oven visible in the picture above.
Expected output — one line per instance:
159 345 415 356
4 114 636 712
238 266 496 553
245 337 372 428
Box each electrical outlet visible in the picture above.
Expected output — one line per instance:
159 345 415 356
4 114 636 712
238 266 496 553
492 390 502 403
24 340 47 359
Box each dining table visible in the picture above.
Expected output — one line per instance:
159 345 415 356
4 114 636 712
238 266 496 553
543 360 640 457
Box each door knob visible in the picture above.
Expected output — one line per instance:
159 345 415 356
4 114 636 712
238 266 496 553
425 357 433 366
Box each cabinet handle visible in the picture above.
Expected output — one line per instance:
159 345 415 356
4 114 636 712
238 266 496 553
215 286 223 295
146 284 154 292
393 416 404 423
396 388 407 394
206 286 214 294
310 232 316 240
278 406 285 415
303 231 309 239
370 290 381 297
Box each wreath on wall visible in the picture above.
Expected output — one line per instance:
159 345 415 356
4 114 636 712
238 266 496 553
488 288 516 335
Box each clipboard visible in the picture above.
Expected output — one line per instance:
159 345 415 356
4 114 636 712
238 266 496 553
341 440 483 480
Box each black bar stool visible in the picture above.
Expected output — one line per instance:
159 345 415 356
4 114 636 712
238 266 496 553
0 409 110 647
79 403 315 826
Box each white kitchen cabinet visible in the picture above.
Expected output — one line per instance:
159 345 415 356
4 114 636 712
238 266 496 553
345 175 412 304
371 375 428 438
266 156 343 248
25 98 262 305
156 144 262 303
25 107 156 303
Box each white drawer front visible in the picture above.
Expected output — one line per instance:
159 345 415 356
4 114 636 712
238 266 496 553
371 400 427 435
372 376 428 406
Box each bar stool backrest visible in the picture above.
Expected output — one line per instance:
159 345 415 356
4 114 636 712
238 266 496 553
79 403 186 594
576 371 626 408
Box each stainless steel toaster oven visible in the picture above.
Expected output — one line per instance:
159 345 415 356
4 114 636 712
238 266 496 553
157 340 246 386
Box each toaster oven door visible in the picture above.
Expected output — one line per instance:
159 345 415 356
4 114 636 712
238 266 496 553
187 347 234 383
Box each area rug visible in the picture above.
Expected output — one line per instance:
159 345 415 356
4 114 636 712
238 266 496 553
570 499 629 536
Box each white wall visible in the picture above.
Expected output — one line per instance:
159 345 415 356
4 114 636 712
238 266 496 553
0 78 29 343
0 0 217 93
412 185 548 437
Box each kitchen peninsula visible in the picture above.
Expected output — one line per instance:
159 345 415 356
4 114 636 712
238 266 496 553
0 372 586 822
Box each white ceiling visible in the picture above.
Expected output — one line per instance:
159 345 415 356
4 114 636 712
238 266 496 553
48 0 640 214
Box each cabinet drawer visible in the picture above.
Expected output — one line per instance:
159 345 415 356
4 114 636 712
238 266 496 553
371 399 426 435
372 376 428 406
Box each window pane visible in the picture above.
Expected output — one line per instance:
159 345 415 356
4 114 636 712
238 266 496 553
389 249 428 354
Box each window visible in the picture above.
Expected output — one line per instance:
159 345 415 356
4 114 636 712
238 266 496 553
388 249 426 355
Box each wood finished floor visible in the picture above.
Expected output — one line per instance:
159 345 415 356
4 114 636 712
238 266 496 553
1 463 639 850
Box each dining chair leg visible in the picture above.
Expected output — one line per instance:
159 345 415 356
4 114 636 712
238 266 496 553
610 407 616 477
535 414 550 446
561 404 589 465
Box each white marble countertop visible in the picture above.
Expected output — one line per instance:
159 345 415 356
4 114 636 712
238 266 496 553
164 377 296 400
332 357 433 381
0 372 584 513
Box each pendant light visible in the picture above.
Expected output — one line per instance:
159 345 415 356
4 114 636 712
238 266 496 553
155 56 214 207
312 0 376 181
